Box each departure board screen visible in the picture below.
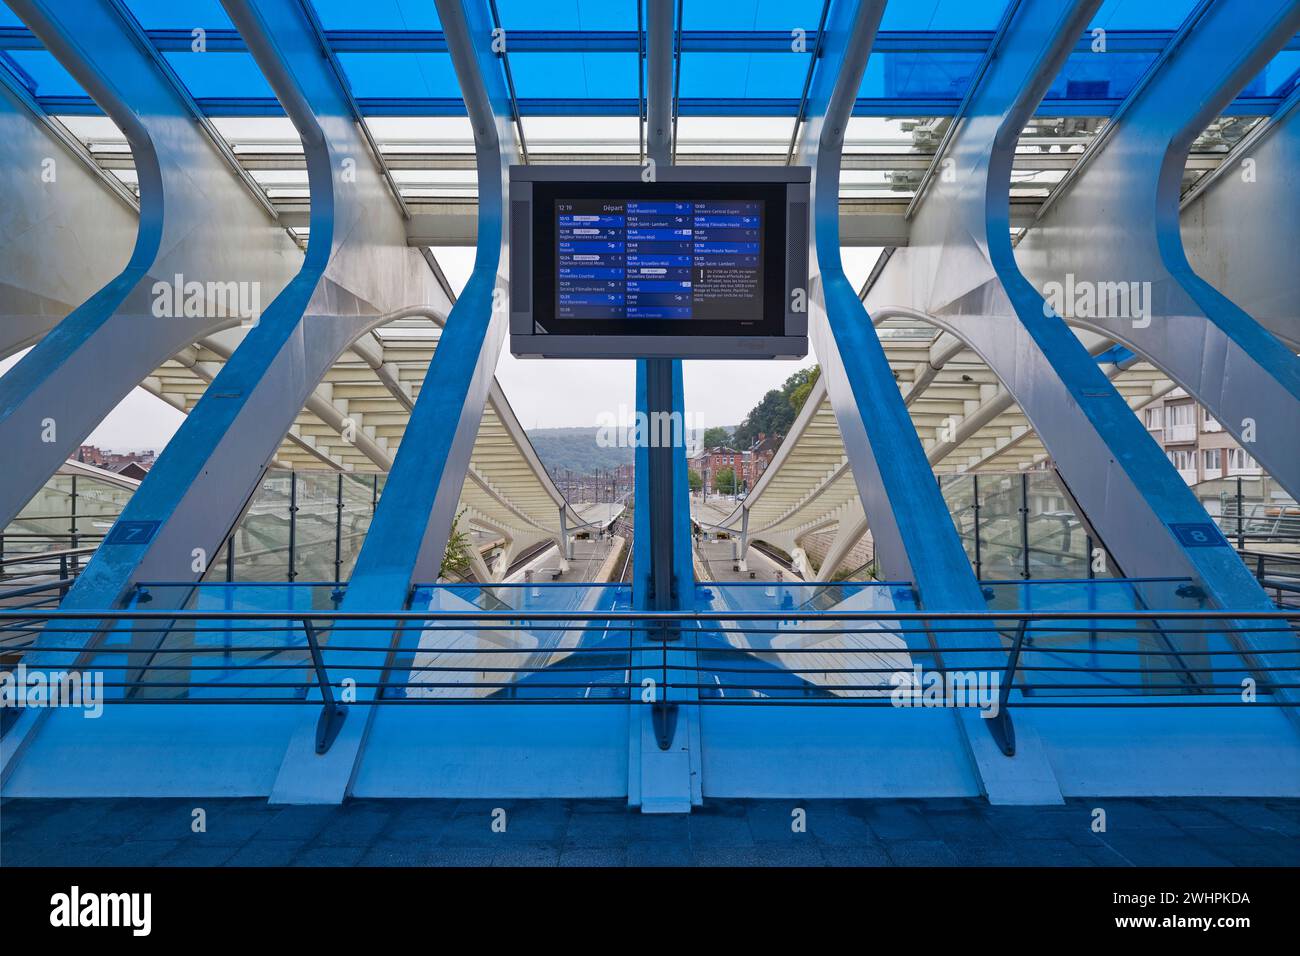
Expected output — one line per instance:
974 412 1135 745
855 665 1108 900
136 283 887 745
555 199 764 322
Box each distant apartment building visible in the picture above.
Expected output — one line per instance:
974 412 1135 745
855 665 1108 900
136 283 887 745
690 434 779 495
75 444 157 476
1141 388 1260 486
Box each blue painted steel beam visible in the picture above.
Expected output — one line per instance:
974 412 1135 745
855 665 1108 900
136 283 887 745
0 0 300 531
265 0 519 804
795 0 1064 804
863 0 1300 731
1016 0 1300 500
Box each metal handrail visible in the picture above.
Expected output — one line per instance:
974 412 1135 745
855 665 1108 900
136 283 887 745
4 604 1294 753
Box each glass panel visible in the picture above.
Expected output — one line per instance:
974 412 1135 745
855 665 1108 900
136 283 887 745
880 0 1010 31
392 582 632 700
680 51 812 100
981 578 1261 700
162 51 277 99
310 0 441 31
337 51 461 99
1 50 87 97
1246 50 1300 98
694 580 925 700
120 0 234 28
508 50 639 100
1089 0 1201 30
857 52 983 101
1043 51 1157 102
497 0 637 31
683 0 826 31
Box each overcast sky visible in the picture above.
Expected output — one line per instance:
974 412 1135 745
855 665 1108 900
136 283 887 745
1 247 882 452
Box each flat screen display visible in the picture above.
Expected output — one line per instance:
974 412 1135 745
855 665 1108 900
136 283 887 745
528 179 789 339
555 199 764 322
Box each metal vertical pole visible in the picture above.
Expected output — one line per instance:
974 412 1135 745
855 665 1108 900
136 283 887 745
334 472 344 583
1020 472 1031 581
287 470 298 582
68 473 78 548
1236 474 1245 549
972 473 983 580
225 530 235 582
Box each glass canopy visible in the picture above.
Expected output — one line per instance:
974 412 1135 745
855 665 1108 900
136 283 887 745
1 0 1295 237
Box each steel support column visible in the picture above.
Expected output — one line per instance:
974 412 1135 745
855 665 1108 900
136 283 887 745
0 0 302 531
267 0 517 803
1016 0 1300 498
627 0 701 813
796 0 1062 803
864 0 1296 720
1 0 447 785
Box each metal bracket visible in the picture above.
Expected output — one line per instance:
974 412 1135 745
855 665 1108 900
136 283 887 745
651 701 678 751
315 702 348 755
987 619 1027 757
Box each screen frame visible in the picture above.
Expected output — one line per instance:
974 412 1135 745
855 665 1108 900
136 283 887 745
509 165 809 361
532 181 787 339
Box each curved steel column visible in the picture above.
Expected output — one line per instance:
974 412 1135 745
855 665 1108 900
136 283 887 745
0 74 137 357
1016 0 1300 497
799 0 1063 803
267 0 518 803
0 0 301 529
1 0 446 784
864 0 1294 722
60 0 445 614
1181 96 1300 351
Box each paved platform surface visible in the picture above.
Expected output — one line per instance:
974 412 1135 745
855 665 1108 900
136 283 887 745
3 797 1297 867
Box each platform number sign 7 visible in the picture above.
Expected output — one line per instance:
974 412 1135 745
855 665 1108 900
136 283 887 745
104 520 161 546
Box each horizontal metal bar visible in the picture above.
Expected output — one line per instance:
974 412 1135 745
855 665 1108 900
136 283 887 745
10 696 1292 708
28 94 1289 120
5 608 1294 621
8 27 1262 55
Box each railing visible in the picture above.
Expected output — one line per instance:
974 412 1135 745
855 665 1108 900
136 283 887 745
2 601 1295 755
0 542 100 610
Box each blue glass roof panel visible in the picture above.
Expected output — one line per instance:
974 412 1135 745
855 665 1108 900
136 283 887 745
0 4 21 28
337 51 462 99
162 51 276 99
1248 50 1299 98
857 52 982 100
1043 51 1157 103
683 0 826 31
121 0 234 28
496 0 638 31
509 50 640 99
1 49 86 97
680 50 813 99
1089 0 1200 30
879 0 1011 31
310 0 441 30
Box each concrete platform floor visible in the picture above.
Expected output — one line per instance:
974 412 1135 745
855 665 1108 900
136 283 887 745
2 797 1297 867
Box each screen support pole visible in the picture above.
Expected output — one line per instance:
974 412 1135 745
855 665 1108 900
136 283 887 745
628 0 702 812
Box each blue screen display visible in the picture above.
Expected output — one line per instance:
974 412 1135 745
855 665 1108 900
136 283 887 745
555 199 764 321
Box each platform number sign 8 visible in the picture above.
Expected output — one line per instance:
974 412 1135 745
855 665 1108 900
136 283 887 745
1168 522 1229 548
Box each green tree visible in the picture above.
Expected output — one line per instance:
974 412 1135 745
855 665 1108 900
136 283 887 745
714 465 738 495
440 508 474 580
787 365 821 416
687 469 703 492
732 365 821 447
701 426 731 449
